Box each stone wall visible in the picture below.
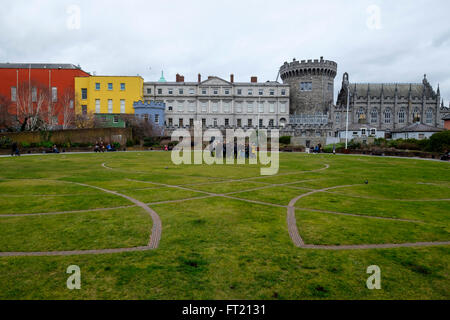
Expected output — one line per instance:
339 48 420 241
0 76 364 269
0 128 132 145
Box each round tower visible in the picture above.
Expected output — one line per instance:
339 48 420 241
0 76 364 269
279 57 337 115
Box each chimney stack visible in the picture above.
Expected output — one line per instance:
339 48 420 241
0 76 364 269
176 74 184 82
198 73 201 83
230 74 234 83
251 76 257 83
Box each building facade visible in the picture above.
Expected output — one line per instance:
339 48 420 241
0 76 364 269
334 73 448 137
143 74 290 131
133 100 165 134
0 63 90 128
443 113 450 130
391 122 444 140
94 114 126 128
278 57 337 147
75 76 143 116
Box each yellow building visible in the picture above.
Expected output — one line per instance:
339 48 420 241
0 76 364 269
75 76 143 115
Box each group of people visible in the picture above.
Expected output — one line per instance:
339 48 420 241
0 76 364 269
10 142 60 156
209 140 257 159
312 143 322 153
94 141 116 153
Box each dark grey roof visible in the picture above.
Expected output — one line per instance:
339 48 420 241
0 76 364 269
0 63 81 69
350 83 425 98
336 76 439 107
441 113 450 120
392 122 444 133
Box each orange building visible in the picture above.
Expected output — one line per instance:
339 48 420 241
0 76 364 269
0 63 90 129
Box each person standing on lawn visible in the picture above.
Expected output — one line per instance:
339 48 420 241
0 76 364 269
11 142 20 156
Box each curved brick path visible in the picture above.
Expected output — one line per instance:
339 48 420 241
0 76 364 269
1 161 449 256
286 185 450 250
0 181 162 257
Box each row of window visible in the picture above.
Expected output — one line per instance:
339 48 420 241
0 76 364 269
81 84 126 100
166 102 287 114
82 99 127 114
146 87 287 96
337 108 435 124
10 86 58 102
299 82 333 92
140 113 160 124
94 83 126 91
352 128 378 136
167 118 282 127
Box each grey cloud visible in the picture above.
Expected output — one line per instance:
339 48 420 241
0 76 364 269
0 0 449 104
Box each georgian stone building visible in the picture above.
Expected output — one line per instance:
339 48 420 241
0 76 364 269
334 73 448 138
143 73 289 132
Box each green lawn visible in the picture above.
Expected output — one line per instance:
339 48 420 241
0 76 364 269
0 151 448 299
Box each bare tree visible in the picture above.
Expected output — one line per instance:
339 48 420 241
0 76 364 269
121 114 161 140
0 94 15 130
61 88 75 129
74 111 95 129
16 80 51 131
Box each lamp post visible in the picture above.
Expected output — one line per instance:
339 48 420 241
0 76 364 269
345 87 350 150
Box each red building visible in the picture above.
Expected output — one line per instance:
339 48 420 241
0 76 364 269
443 114 450 130
0 63 90 130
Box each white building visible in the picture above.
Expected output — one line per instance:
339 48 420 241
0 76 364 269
337 124 385 140
391 122 444 140
143 73 290 129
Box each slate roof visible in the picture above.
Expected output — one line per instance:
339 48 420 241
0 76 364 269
392 122 444 133
348 83 433 98
0 63 81 69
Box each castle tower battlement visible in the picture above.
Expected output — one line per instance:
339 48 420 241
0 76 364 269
280 57 337 80
279 57 337 116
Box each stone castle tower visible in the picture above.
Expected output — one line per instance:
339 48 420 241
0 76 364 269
279 57 337 116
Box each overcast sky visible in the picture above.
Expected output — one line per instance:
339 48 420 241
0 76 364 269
1 0 449 104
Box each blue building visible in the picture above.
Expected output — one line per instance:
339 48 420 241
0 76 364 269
133 101 166 135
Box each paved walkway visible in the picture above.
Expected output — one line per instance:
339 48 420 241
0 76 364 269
286 185 450 250
0 180 162 257
0 160 449 256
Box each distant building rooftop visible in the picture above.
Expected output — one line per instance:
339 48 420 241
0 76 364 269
392 122 444 133
0 63 83 70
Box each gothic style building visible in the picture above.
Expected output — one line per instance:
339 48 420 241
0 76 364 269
334 73 449 138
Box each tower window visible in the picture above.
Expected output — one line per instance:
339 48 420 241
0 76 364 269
300 82 312 91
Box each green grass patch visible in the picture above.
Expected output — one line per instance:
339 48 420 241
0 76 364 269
296 210 449 245
0 207 151 251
